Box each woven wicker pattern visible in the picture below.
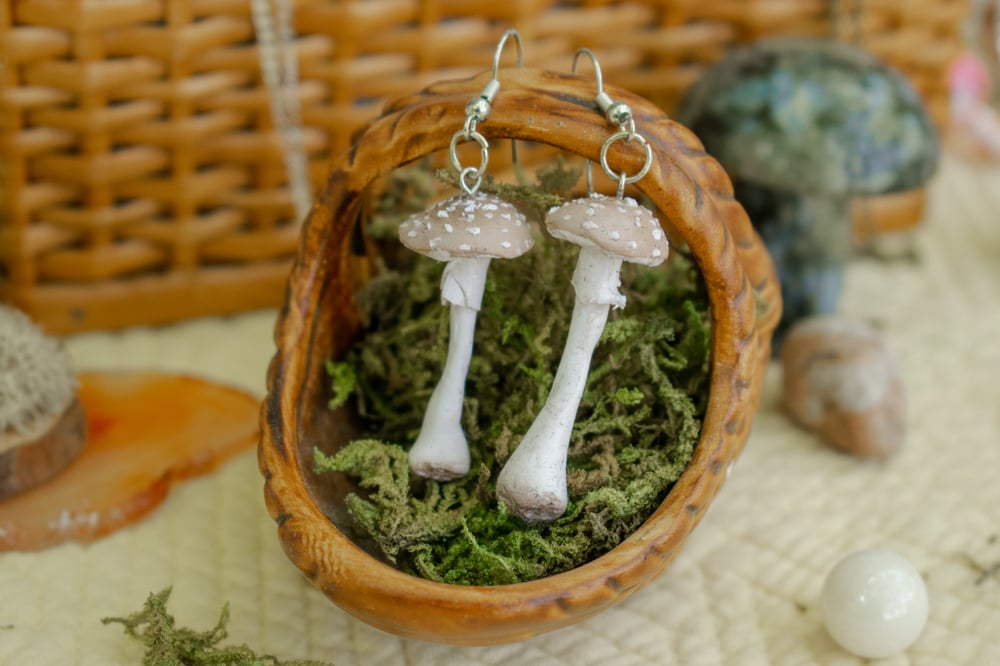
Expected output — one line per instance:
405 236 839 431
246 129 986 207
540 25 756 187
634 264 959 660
0 0 967 333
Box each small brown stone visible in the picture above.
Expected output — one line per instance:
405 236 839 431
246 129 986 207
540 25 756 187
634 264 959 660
781 316 905 458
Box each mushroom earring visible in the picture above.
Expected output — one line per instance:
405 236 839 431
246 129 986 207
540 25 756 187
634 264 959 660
398 30 533 481
496 50 668 523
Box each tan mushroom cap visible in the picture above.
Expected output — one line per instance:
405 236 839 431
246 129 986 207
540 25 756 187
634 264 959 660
398 192 533 262
545 194 669 266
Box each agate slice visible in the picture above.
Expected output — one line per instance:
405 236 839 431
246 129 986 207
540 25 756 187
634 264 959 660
0 372 259 551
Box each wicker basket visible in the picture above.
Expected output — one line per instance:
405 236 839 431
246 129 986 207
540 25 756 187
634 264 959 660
0 0 965 333
259 67 781 644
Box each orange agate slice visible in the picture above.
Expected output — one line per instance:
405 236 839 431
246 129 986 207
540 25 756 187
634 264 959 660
0 372 260 551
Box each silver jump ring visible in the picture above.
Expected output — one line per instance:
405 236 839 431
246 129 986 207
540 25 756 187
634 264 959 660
450 129 489 194
600 130 653 195
459 166 482 194
463 113 478 136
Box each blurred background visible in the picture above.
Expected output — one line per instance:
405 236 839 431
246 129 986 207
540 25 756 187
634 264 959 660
0 0 979 334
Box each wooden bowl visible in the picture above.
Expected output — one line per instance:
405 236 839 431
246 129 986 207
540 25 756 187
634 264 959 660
259 68 781 646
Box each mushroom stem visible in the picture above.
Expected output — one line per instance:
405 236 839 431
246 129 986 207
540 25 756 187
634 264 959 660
408 256 491 480
496 247 623 522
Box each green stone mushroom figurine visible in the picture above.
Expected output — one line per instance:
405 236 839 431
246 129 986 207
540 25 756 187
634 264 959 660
677 38 938 339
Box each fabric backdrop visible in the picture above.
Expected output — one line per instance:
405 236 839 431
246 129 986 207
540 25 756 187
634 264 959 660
0 156 998 665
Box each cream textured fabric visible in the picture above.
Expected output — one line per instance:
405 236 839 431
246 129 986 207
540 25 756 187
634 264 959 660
0 157 998 665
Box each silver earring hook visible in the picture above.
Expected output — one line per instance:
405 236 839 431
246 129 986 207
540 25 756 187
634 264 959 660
573 48 633 132
572 48 600 194
464 29 523 130
451 29 524 194
481 29 523 170
492 29 523 81
492 29 523 168
572 48 605 97
573 47 652 198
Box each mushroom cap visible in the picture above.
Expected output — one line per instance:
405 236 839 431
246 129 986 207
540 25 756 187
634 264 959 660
398 192 532 262
545 194 669 266
676 38 939 196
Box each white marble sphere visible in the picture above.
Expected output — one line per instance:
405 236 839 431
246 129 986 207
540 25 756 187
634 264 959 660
822 548 929 659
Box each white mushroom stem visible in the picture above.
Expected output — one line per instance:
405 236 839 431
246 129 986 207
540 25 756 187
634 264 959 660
398 192 532 481
407 256 490 481
496 246 624 522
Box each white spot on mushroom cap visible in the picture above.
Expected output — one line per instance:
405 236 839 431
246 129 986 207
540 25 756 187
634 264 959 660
398 192 532 259
544 193 669 263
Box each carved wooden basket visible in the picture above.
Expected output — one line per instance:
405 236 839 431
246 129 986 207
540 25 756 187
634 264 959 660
259 68 781 645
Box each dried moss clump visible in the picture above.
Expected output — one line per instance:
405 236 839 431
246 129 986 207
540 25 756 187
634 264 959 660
102 588 330 666
0 305 75 435
315 164 711 586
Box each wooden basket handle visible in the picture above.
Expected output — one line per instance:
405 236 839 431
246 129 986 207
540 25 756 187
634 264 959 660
261 67 781 645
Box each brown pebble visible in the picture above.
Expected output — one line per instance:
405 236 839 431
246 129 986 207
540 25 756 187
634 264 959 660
781 316 905 458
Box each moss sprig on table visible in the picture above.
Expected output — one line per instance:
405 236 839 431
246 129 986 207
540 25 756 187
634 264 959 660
102 588 331 666
314 163 711 585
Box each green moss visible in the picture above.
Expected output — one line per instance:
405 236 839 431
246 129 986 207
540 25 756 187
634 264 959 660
315 163 711 586
365 167 436 242
102 588 330 666
314 441 478 560
324 360 356 411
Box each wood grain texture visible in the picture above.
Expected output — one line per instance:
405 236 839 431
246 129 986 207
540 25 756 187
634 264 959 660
259 68 781 645
0 398 86 501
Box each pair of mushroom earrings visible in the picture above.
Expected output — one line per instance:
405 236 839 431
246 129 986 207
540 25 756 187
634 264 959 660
397 30 669 524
